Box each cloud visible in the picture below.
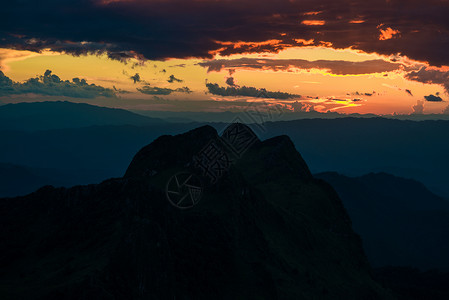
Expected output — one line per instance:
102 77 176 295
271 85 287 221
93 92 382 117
0 71 15 95
412 100 424 114
378 27 400 41
289 100 316 112
112 85 131 94
137 85 192 95
130 73 141 84
206 82 300 100
225 77 237 86
0 49 43 72
225 69 237 86
167 75 183 83
170 64 186 68
2 0 449 67
301 20 326 26
405 89 413 96
0 70 115 98
443 105 449 114
199 58 401 75
352 91 376 96
424 94 443 102
405 67 449 93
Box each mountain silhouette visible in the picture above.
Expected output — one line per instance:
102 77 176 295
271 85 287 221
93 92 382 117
0 101 164 131
0 162 119 198
0 163 51 197
316 172 449 270
0 125 392 299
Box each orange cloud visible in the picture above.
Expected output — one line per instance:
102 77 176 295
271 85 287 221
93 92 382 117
379 27 400 40
303 11 322 16
349 20 365 24
209 39 288 56
302 20 326 26
294 39 315 46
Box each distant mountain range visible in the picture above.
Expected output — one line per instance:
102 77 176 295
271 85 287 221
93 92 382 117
1 101 449 198
258 118 449 198
0 101 163 131
316 172 449 270
0 125 392 299
133 109 449 123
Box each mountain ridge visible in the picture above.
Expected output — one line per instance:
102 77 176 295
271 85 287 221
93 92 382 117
0 101 164 131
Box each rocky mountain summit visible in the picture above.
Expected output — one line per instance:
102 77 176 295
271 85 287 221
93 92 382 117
0 124 392 299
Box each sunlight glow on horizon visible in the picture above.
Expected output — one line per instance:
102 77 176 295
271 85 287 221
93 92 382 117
1 46 448 115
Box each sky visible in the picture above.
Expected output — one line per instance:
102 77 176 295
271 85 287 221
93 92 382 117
2 0 449 115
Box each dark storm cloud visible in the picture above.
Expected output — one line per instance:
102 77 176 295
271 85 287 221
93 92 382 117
198 58 401 75
0 70 115 98
2 0 449 67
424 94 443 102
206 82 300 99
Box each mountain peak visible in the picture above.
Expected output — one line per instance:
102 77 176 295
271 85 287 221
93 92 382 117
124 125 220 178
124 122 313 184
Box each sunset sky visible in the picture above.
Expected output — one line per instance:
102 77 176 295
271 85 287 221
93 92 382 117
2 0 449 115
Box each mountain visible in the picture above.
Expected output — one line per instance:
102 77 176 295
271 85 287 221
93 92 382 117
259 118 449 198
0 122 201 197
132 109 449 123
0 125 391 299
0 101 164 131
315 172 449 270
2 116 449 200
0 123 198 183
374 267 449 300
0 163 118 197
0 163 50 197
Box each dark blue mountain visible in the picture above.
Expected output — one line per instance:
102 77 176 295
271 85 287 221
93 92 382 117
316 171 449 270
0 101 164 131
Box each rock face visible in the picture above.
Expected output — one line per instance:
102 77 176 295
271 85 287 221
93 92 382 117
0 125 392 299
